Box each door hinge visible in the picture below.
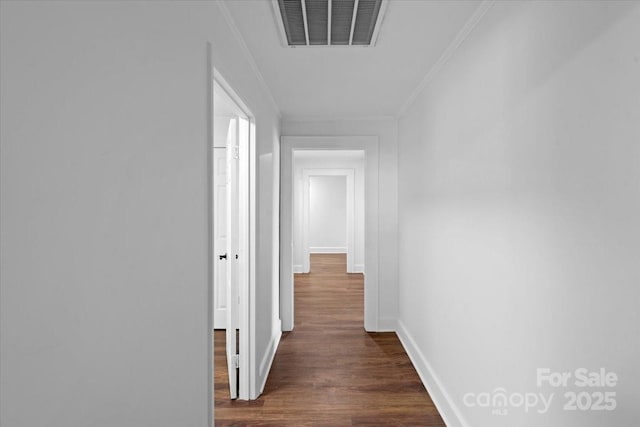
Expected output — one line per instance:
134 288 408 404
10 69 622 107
232 354 240 369
233 146 239 159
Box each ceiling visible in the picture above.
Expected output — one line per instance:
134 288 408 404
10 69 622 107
223 0 483 119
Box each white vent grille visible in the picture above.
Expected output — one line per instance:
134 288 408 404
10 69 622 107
274 0 386 47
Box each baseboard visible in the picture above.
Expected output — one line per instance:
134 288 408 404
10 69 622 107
259 320 282 394
353 264 365 273
396 320 468 427
309 247 347 254
377 316 397 332
293 264 304 273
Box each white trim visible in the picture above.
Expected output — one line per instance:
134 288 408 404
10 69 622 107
280 136 379 332
237 116 251 400
217 1 282 118
248 120 258 400
206 41 214 427
397 0 495 117
353 264 365 273
293 264 304 274
377 317 396 332
396 320 469 427
309 247 347 254
259 321 282 394
302 168 355 273
282 114 396 123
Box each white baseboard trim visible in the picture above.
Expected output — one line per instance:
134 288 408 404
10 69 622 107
396 320 468 427
293 264 304 273
309 247 347 254
259 320 282 394
377 316 397 332
353 264 365 273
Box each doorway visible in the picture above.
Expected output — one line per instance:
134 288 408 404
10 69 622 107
212 71 253 401
280 137 380 332
304 174 351 272
293 152 364 275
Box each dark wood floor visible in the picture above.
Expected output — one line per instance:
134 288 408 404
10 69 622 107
214 253 445 426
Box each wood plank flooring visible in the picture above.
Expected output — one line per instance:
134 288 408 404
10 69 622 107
214 253 445 426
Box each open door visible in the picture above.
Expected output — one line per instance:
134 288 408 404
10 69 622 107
213 74 252 401
213 146 228 329
225 118 239 399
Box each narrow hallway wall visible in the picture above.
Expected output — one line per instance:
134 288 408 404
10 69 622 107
0 1 281 425
397 2 640 426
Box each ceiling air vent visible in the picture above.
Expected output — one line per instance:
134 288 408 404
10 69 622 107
273 0 387 47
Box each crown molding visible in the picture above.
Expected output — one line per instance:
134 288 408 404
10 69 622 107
396 0 495 118
217 1 282 118
282 113 397 123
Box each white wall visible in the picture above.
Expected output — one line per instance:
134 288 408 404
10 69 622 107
213 116 232 148
309 176 347 251
0 1 280 425
282 119 398 329
292 150 365 272
397 2 640 426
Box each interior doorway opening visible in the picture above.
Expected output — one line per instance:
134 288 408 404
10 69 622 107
293 150 365 275
280 137 380 333
307 175 349 272
212 70 254 402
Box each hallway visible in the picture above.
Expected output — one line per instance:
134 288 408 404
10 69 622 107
215 254 445 426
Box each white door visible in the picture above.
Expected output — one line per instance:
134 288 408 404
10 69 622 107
213 78 251 400
226 119 240 400
213 148 228 329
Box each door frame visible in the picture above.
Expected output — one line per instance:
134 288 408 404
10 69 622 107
301 169 355 273
210 62 255 402
280 136 379 332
